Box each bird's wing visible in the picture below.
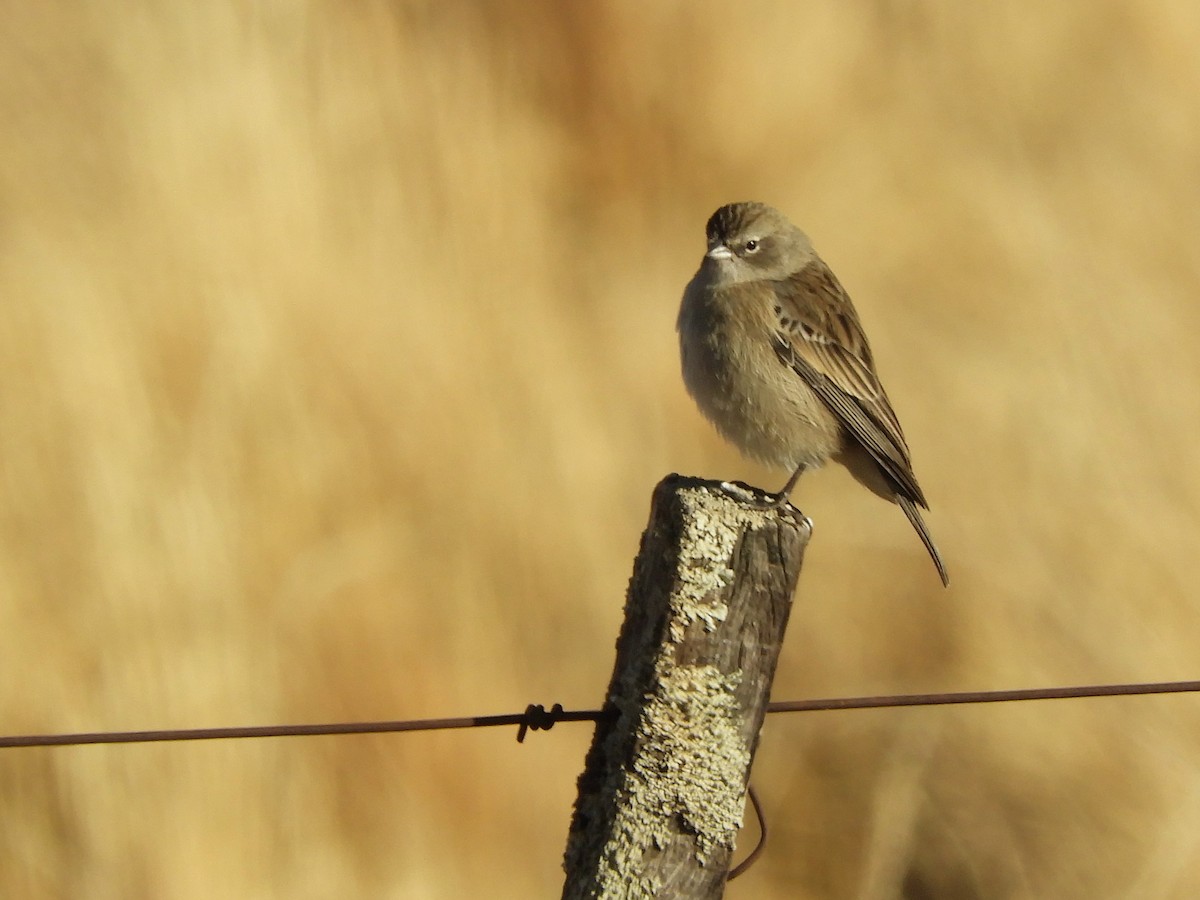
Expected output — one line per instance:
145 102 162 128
771 260 928 507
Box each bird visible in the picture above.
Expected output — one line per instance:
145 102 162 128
677 201 949 586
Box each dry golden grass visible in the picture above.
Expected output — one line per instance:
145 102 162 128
3 2 1200 896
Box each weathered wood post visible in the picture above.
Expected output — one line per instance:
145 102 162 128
562 474 810 899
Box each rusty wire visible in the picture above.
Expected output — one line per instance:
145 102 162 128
3 678 1196 883
2 679 1196 749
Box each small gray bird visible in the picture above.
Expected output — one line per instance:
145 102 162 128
677 202 949 586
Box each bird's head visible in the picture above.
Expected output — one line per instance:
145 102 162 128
701 202 814 286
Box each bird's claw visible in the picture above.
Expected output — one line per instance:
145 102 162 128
716 481 812 529
717 481 759 504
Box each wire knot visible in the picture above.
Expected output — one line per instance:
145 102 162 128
517 703 564 742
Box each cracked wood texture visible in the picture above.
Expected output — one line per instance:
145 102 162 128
562 474 810 899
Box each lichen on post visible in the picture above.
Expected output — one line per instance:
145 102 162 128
562 474 810 899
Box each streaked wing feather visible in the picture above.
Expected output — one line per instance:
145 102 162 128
772 261 927 507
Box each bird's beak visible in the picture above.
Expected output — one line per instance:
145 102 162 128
706 244 733 261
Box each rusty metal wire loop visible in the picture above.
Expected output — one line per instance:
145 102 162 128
727 784 767 881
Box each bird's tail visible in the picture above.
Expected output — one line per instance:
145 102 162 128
897 495 950 587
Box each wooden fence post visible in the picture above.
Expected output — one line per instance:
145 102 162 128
562 474 810 898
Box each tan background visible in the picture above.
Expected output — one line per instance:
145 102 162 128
3 2 1200 897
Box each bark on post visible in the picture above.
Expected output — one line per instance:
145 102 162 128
562 474 810 899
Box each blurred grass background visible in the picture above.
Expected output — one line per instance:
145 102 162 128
2 2 1200 896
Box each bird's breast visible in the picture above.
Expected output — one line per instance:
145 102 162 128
678 281 842 470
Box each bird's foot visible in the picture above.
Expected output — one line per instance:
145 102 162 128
717 481 813 530
717 481 760 504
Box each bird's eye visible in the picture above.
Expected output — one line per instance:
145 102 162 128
744 239 760 253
